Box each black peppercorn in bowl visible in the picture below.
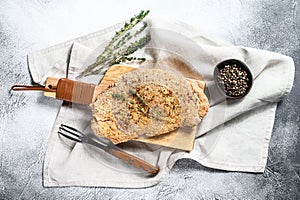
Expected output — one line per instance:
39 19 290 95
213 59 253 99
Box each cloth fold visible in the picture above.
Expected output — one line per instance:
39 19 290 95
27 18 294 188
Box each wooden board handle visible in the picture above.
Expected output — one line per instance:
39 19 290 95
106 148 159 175
56 78 96 105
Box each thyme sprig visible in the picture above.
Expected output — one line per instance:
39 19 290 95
78 10 150 78
88 33 151 75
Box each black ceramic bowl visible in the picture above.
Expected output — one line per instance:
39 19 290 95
214 59 253 99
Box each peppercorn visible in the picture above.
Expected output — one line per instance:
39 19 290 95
217 64 250 97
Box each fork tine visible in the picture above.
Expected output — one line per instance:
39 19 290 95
61 124 85 135
59 126 81 138
58 131 82 143
58 124 83 143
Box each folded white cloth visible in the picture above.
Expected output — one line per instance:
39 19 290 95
27 18 294 188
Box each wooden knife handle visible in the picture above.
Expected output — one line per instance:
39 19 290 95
106 148 159 175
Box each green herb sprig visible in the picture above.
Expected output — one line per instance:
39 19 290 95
112 93 125 101
78 10 150 78
129 89 147 106
88 33 151 75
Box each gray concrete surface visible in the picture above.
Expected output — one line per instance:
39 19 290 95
0 0 299 199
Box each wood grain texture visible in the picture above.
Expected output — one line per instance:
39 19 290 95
56 78 95 105
44 77 59 98
107 148 159 175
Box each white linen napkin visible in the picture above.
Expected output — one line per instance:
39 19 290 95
27 18 294 187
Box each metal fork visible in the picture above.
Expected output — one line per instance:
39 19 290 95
58 124 159 175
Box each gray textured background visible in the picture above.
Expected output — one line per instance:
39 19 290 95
0 0 299 199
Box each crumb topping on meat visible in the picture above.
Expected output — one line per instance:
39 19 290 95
91 68 209 144
124 83 181 137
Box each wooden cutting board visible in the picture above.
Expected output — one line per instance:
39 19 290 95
44 65 206 151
